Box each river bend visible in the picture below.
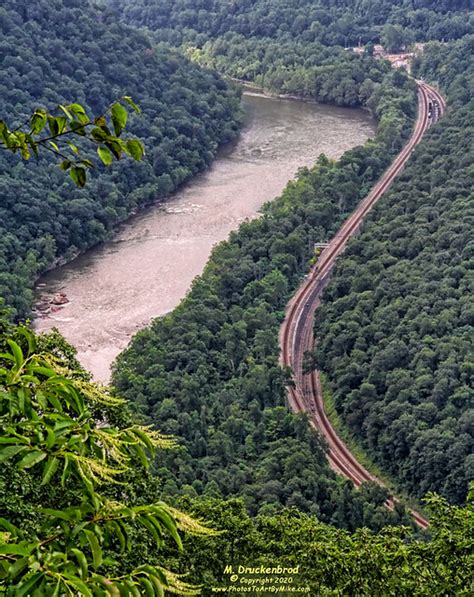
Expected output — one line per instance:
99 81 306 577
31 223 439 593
34 92 376 381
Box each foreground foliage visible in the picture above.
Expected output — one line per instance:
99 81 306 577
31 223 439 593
1 324 472 596
0 325 212 595
0 98 144 187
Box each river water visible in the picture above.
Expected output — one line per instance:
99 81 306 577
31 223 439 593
34 92 375 381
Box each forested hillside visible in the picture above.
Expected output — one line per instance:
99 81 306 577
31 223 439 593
313 35 474 504
112 0 472 105
189 38 398 105
163 495 473 594
1 323 472 595
111 0 472 48
113 60 418 528
0 0 241 320
1 0 473 593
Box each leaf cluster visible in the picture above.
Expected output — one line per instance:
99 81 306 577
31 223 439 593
0 98 144 188
0 326 212 596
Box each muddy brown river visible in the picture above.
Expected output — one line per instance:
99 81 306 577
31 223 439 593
34 92 376 381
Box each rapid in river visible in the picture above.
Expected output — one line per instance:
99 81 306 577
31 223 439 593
34 91 376 381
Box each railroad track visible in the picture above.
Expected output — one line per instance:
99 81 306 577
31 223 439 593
280 81 445 530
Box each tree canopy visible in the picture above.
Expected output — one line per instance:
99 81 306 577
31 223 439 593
0 0 241 321
112 60 419 528
110 0 473 48
312 35 474 505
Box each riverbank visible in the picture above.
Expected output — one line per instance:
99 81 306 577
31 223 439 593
34 92 375 381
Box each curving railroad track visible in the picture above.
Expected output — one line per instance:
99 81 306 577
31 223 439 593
280 81 446 530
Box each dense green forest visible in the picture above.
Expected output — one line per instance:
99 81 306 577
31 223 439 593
164 494 473 594
111 0 472 49
0 0 241 320
111 0 472 106
1 323 472 595
113 59 418 527
189 37 401 105
312 35 474 505
1 0 473 593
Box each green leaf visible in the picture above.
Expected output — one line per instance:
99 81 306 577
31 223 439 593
17 450 47 470
94 116 107 127
14 572 43 597
92 575 120 597
70 166 87 188
97 146 113 166
60 160 72 171
8 557 29 580
61 454 72 487
138 577 155 597
53 418 76 431
59 105 73 120
67 141 80 155
0 545 32 557
40 508 73 522
127 428 155 452
0 437 27 445
148 574 165 597
107 521 127 553
20 144 31 160
68 103 90 125
70 548 89 579
122 96 141 113
16 327 36 355
45 427 57 449
84 529 103 570
7 339 24 369
63 574 93 597
56 116 68 134
70 121 86 135
40 456 60 485
105 139 122 160
91 127 108 142
30 109 47 134
133 444 149 469
51 580 61 597
47 116 59 136
138 516 161 547
122 579 141 597
0 445 28 464
125 139 144 161
30 365 55 377
152 509 182 550
111 103 128 136
0 517 20 535
27 136 39 157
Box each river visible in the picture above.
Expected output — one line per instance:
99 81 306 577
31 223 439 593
34 92 376 381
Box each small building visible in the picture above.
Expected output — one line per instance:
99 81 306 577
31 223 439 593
373 44 385 57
